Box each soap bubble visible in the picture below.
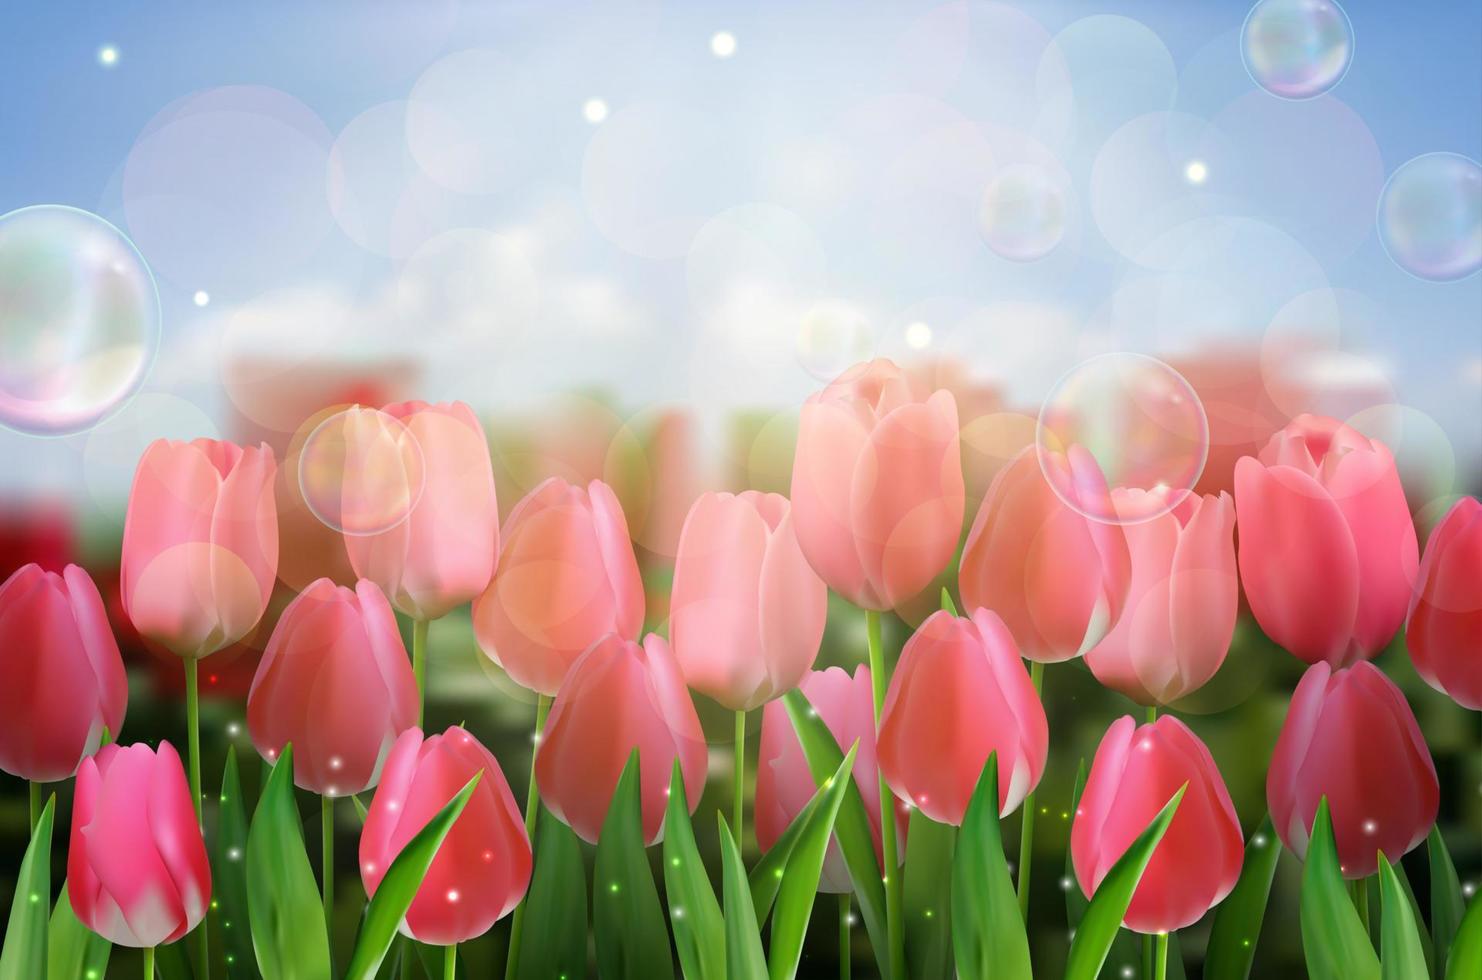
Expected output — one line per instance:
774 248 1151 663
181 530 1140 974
1242 0 1353 100
0 205 160 436
298 407 426 536
979 165 1067 261
796 301 876 381
1037 353 1208 524
1377 153 1482 282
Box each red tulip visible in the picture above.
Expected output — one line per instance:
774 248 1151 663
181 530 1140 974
1072 715 1243 933
1268 661 1438 878
1085 492 1238 706
877 609 1048 824
473 478 643 696
247 578 418 796
1406 496 1482 709
0 499 73 581
1234 414 1419 666
69 742 211 947
959 447 1131 663
0 564 127 782
671 491 827 711
536 633 707 844
345 401 499 621
756 666 903 891
790 359 964 611
360 726 531 945
121 439 279 659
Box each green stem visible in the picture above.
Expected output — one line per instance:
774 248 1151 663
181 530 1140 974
1145 704 1158 724
1353 877 1370 934
1143 933 1154 980
1016 659 1045 922
143 946 155 979
185 658 209 980
503 694 553 980
445 942 457 980
28 781 41 834
1155 931 1169 980
733 709 747 848
865 609 905 980
412 619 430 726
839 893 851 980
322 794 335 952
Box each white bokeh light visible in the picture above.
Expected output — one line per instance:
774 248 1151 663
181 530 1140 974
710 31 737 58
583 98 609 124
97 45 118 68
905 321 933 349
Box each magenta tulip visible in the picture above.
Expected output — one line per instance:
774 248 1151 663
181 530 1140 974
1406 496 1482 709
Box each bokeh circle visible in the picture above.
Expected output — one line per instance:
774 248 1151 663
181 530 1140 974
978 164 1066 261
1377 153 1482 282
298 407 427 536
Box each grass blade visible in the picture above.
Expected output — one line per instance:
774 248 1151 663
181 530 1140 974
1430 827 1464 978
1299 798 1379 980
1205 813 1283 980
216 746 256 978
592 751 672 979
748 789 824 927
662 759 724 980
246 745 331 980
48 881 112 980
951 754 1031 980
904 807 955 979
509 804 587 980
1446 891 1482 980
719 814 769 980
1378 855 1427 980
0 794 54 980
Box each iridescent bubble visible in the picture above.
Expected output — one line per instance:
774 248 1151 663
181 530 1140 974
298 407 426 536
796 301 876 381
0 205 160 436
1242 0 1353 100
1036 353 1209 525
1377 153 1482 282
979 165 1066 261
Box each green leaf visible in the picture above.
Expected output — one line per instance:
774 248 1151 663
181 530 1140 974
940 588 959 616
155 939 195 980
246 745 331 980
1205 813 1283 980
1064 759 1090 929
1064 783 1186 980
48 881 112 980
1431 827 1464 979
719 815 768 980
510 805 588 980
351 794 371 825
748 788 824 927
1299 798 1379 980
1392 860 1435 979
1378 855 1427 980
592 751 672 979
217 746 256 979
661 760 724 980
342 773 480 980
768 744 858 980
414 941 463 979
781 689 890 978
0 794 54 980
1446 892 1482 980
951 754 1031 980
904 808 955 980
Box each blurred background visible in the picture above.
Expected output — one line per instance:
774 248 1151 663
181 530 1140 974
1 0 1479 976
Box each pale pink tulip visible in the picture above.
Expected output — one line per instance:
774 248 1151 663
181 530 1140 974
1234 414 1419 666
877 609 1048 824
790 359 964 611
1072 715 1243 933
473 478 643 696
671 491 827 711
69 742 211 947
1085 492 1238 705
1268 661 1438 878
1406 496 1482 709
345 401 498 621
247 579 419 796
121 439 278 659
959 447 1131 663
535 633 706 844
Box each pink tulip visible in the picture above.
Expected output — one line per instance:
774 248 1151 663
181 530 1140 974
1268 661 1438 878
959 447 1131 663
535 633 706 844
1234 414 1419 666
756 666 903 892
1085 492 1238 706
1072 715 1243 933
345 401 499 621
69 742 211 947
877 609 1047 824
671 491 827 711
247 578 419 796
472 478 643 696
1406 496 1482 709
360 726 531 945
121 439 278 659
0 564 126 782
790 359 964 611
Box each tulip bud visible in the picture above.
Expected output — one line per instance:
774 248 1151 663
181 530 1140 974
671 491 827 711
121 438 278 659
877 609 1047 825
247 578 419 796
69 742 211 947
473 478 644 696
360 726 531 945
1072 715 1243 934
1406 496 1482 709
